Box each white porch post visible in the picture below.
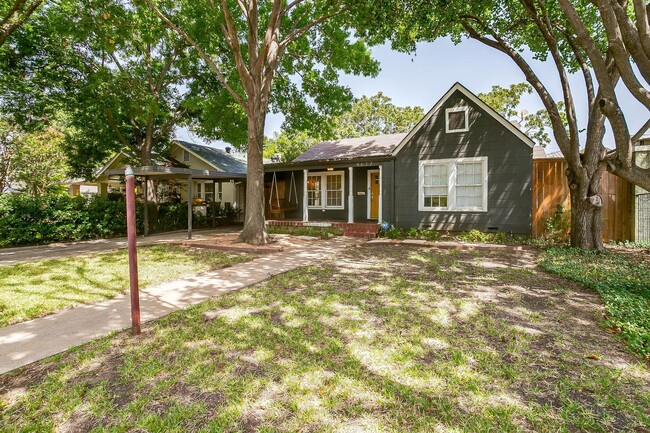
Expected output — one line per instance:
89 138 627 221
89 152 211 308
378 165 383 222
348 166 354 223
302 169 309 222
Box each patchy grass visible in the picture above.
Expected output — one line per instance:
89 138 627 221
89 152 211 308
1 246 649 432
0 245 253 327
540 247 650 359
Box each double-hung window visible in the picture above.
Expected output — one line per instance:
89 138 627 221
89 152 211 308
307 171 344 209
419 157 488 212
422 163 448 208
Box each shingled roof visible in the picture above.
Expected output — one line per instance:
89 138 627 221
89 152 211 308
292 133 407 163
177 141 247 174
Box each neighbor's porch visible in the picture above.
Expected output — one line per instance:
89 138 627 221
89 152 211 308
101 166 246 239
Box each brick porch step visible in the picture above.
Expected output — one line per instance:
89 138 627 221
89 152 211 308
266 220 378 239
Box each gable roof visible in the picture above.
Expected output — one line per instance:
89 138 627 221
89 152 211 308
95 152 125 179
95 141 248 180
175 141 247 174
391 82 535 156
292 133 407 163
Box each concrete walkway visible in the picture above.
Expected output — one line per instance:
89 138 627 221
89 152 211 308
0 236 359 374
0 228 237 267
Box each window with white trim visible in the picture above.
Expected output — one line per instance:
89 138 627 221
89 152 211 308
307 175 322 207
326 174 343 207
445 107 469 133
422 163 448 208
307 171 344 209
183 150 191 162
419 157 488 212
195 182 216 200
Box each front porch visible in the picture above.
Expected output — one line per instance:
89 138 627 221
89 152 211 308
264 162 386 226
266 220 379 238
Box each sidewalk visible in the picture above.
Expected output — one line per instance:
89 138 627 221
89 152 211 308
0 236 359 374
0 228 237 267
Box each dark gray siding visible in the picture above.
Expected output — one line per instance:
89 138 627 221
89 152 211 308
353 167 370 221
380 160 395 224
392 90 533 234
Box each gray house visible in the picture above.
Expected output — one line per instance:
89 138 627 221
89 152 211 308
264 83 534 234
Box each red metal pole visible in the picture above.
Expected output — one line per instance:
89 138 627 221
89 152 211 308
125 167 141 336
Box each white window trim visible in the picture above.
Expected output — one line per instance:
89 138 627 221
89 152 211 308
194 181 218 200
445 106 469 133
307 170 345 210
418 157 488 212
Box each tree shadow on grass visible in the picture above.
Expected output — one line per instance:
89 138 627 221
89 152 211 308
1 245 649 432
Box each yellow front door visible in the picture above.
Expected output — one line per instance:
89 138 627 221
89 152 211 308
370 172 379 219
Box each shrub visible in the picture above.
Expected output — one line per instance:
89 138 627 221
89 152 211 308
0 194 235 247
379 225 439 241
157 202 188 232
0 194 128 247
541 204 571 244
458 229 508 244
266 225 343 238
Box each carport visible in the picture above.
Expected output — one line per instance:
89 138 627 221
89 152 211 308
103 166 247 239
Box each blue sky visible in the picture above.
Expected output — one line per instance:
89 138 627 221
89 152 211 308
178 37 648 154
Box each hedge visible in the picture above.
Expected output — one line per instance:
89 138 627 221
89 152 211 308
0 194 239 247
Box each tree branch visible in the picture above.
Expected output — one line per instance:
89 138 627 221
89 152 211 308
144 0 246 108
520 0 580 153
459 14 574 162
0 0 43 47
103 108 138 154
632 0 650 58
558 0 635 168
281 0 306 18
280 8 345 47
631 117 650 143
220 0 253 95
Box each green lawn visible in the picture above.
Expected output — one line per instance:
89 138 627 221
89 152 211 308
2 245 648 432
0 245 253 327
540 247 650 359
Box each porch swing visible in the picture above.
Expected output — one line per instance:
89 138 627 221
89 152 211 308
269 171 299 218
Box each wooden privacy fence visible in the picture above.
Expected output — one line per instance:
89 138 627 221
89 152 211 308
532 158 632 242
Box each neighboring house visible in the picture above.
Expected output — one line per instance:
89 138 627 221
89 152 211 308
634 136 650 243
264 83 534 234
94 140 248 210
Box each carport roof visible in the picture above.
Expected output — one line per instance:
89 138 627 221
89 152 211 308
103 165 246 180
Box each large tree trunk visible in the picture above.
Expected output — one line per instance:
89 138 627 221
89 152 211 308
566 166 604 250
238 111 270 245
